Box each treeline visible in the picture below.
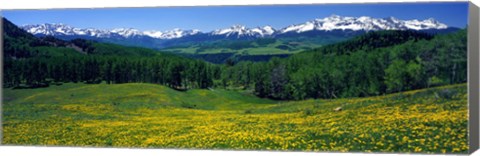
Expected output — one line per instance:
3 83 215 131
310 30 434 55
4 56 220 90
3 16 468 100
219 30 467 100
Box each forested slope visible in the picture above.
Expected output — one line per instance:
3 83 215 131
3 17 467 101
3 18 219 89
221 29 466 100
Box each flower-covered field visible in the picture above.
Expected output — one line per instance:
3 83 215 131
2 83 468 154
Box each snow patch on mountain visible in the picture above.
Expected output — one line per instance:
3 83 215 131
144 28 201 39
212 25 277 38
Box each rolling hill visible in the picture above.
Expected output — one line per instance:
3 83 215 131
2 82 468 153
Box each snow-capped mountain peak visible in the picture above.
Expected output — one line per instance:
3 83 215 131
281 15 449 33
111 28 143 38
213 25 247 36
151 28 201 39
143 28 202 39
251 25 276 36
262 25 275 33
143 30 164 38
212 24 277 38
23 23 75 36
403 18 448 30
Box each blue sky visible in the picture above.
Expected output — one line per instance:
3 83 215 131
2 2 468 32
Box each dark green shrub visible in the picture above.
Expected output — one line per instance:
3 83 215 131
303 108 314 116
180 102 195 109
435 89 457 100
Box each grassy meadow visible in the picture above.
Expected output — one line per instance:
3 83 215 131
160 42 310 55
2 83 468 154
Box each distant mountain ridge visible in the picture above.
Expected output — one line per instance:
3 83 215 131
20 15 459 49
22 24 202 40
22 15 452 39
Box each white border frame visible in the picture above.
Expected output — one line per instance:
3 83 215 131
0 0 477 156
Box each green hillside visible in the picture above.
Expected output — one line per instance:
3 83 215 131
2 83 468 153
3 83 274 111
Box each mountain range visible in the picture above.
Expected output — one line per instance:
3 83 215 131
20 15 459 50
